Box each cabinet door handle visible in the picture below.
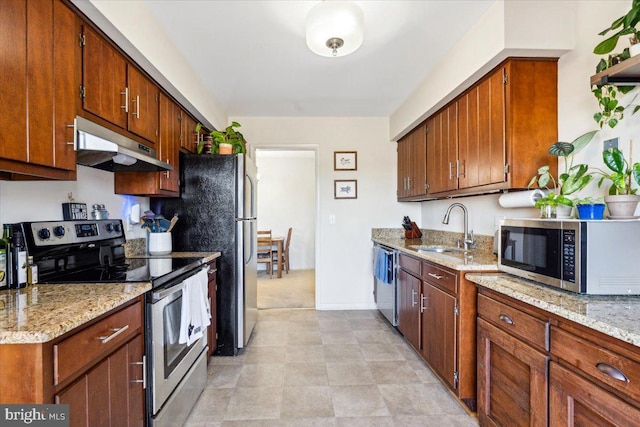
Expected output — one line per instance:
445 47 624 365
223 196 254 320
498 313 514 325
165 158 170 178
596 362 630 383
132 95 140 119
420 295 427 313
407 177 412 190
428 272 443 280
130 355 146 389
120 87 129 112
66 121 76 147
411 289 418 307
449 162 454 180
98 324 129 344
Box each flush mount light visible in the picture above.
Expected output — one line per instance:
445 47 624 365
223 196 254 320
306 1 364 57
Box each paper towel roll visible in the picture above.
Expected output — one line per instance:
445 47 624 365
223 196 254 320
498 189 547 208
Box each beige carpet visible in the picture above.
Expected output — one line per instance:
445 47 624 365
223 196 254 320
257 269 315 309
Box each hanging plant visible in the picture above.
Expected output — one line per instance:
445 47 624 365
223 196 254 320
592 0 640 128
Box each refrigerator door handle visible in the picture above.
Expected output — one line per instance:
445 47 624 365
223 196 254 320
246 220 255 265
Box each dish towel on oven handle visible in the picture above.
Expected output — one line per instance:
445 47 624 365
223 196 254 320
179 268 211 346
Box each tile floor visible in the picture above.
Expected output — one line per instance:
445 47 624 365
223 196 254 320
185 309 479 426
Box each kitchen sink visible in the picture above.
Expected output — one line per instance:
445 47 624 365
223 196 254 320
411 245 470 254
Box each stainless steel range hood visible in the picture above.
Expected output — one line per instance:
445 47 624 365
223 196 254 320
74 116 172 172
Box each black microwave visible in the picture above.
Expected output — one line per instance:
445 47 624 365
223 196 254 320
498 218 640 294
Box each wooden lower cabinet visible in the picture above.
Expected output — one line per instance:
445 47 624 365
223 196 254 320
476 287 640 426
397 268 421 350
0 298 145 426
477 317 548 427
550 362 640 426
421 282 457 390
56 334 144 427
396 253 482 411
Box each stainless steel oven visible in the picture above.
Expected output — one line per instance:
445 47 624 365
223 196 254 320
148 266 209 427
14 219 210 427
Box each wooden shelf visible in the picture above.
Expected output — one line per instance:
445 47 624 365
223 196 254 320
591 54 640 86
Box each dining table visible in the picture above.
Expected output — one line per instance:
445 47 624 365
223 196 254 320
271 236 284 278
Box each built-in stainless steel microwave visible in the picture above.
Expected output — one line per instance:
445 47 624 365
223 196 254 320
498 218 640 294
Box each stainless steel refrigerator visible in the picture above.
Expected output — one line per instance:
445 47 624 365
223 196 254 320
152 153 258 356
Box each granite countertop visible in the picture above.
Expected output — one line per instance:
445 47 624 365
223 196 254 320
372 236 499 271
0 252 220 345
0 282 150 344
467 273 640 349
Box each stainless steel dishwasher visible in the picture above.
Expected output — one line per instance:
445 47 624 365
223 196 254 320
373 243 398 326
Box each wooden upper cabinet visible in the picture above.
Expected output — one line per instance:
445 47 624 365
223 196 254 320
128 66 159 144
0 0 28 164
458 69 505 190
0 0 77 179
427 105 457 194
401 57 557 200
114 93 179 197
397 125 427 201
81 24 128 129
181 110 198 153
159 94 179 193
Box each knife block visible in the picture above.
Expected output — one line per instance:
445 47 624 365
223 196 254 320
405 222 422 239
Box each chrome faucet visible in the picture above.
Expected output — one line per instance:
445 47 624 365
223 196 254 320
442 202 475 250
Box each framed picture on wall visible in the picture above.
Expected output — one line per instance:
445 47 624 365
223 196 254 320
334 180 357 199
334 151 357 171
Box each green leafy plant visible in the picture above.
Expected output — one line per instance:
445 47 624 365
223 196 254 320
573 196 605 206
528 131 598 207
195 121 246 154
593 147 640 195
592 0 640 128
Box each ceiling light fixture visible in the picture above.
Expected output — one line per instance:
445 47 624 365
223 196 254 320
306 1 364 57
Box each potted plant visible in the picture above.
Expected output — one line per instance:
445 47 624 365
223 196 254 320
195 122 246 155
573 196 606 220
593 147 640 217
592 0 640 128
528 131 598 218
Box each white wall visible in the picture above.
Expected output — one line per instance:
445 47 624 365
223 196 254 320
0 166 149 240
389 0 575 141
237 117 421 310
255 150 316 270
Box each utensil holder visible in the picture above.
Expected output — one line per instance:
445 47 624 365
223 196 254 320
148 232 172 255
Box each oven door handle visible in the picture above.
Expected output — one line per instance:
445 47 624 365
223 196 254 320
152 266 209 302
152 281 184 302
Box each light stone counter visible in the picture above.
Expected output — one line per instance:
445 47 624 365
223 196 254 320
372 236 499 271
0 252 220 345
467 273 640 349
0 282 150 344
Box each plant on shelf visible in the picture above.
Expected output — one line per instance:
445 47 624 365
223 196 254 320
592 146 640 217
528 131 598 217
195 122 246 155
592 0 640 128
573 196 606 220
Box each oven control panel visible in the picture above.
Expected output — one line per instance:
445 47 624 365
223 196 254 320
24 219 124 247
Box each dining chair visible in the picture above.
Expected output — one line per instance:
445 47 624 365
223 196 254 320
257 230 273 277
273 227 292 274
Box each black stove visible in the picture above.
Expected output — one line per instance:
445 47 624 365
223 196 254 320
16 219 202 288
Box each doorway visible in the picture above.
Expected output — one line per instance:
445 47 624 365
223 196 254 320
254 148 317 309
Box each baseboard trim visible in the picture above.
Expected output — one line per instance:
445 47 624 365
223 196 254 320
315 303 378 311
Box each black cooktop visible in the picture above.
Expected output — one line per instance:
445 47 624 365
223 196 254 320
39 256 203 286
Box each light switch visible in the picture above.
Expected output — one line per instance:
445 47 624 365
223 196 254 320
329 214 336 225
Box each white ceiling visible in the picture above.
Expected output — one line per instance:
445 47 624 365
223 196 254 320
142 0 495 118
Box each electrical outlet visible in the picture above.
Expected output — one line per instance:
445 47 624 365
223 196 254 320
604 137 619 151
494 215 506 230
